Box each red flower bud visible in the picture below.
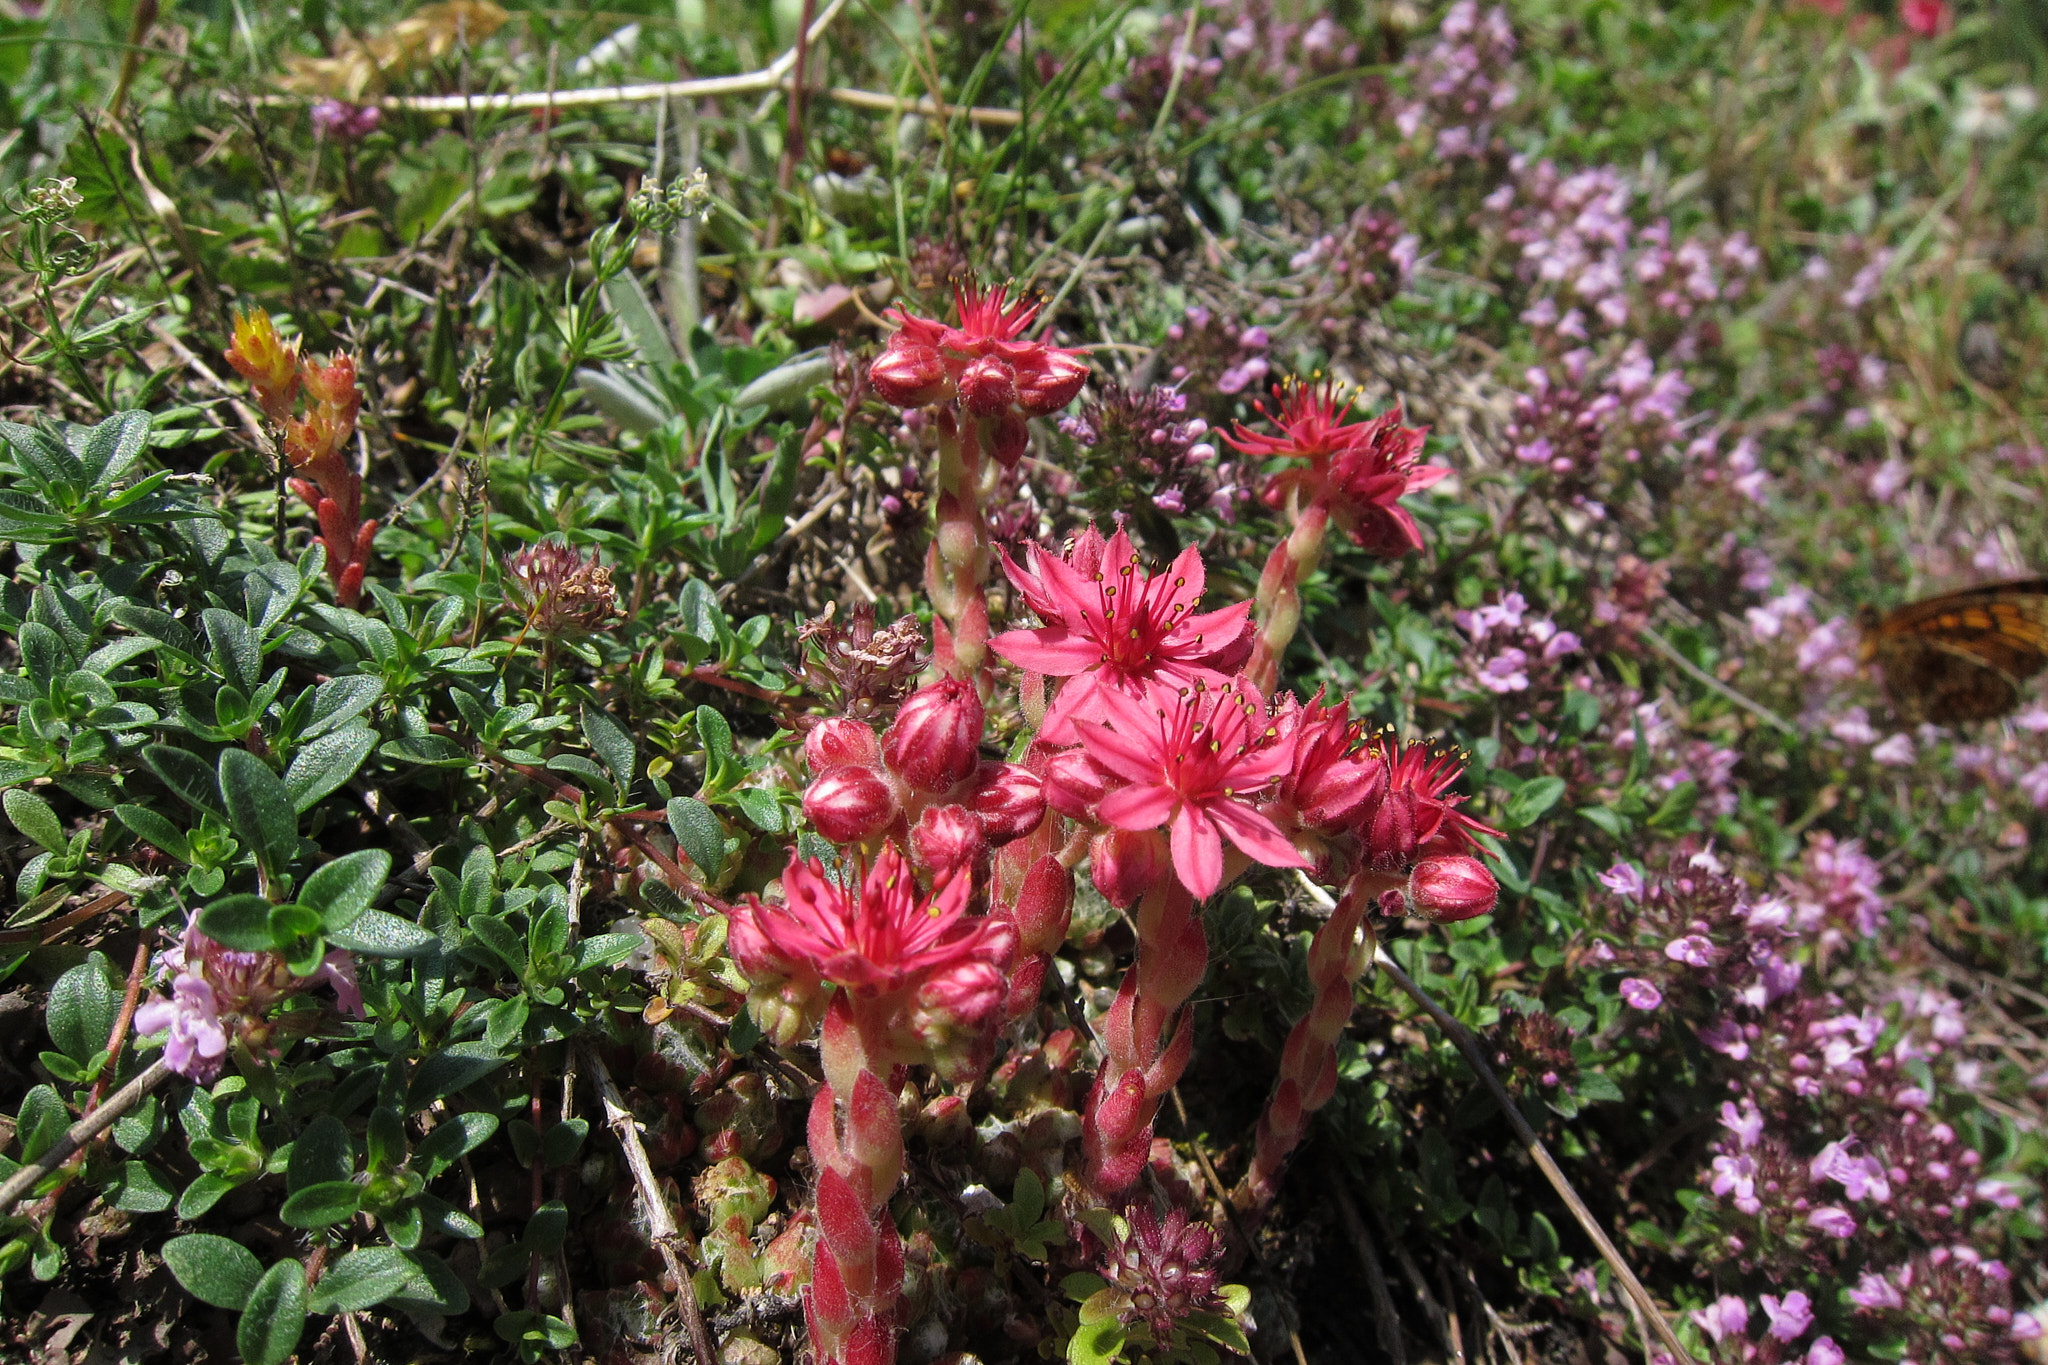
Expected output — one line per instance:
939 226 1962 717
883 678 984 792
869 337 952 408
1363 788 1420 869
1009 854 1074 954
956 354 1017 417
803 766 899 845
1014 349 1091 415
806 717 883 773
969 761 1046 845
987 410 1030 468
1044 747 1113 820
912 804 985 884
1091 828 1170 909
1407 855 1498 922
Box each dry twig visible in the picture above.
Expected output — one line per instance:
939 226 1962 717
587 1046 719 1365
0 1060 172 1212
1291 872 1696 1363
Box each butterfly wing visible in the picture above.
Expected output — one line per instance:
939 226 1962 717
1868 579 2048 723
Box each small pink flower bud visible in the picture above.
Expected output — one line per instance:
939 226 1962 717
869 338 951 408
1010 854 1075 953
1407 855 1498 922
884 678 984 792
969 761 1046 845
804 765 899 845
911 804 985 884
1044 746 1113 820
806 717 882 773
1091 828 1170 908
956 354 1017 416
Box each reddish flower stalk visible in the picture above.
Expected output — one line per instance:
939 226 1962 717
1226 381 1443 691
988 743 1076 1024
1232 732 1500 1224
223 310 377 607
869 281 1088 684
1071 677 1300 1198
1231 869 1395 1223
728 845 1013 1365
1081 858 1205 1200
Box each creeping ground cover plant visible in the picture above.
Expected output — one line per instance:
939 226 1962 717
1 1 2046 1363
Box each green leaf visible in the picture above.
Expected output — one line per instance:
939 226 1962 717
177 1171 241 1219
162 1233 265 1310
523 1201 569 1257
308 1247 413 1314
546 753 615 804
581 703 637 789
82 636 160 674
1068 1315 1128 1365
113 803 193 862
112 1160 176 1212
1577 805 1629 839
467 914 527 972
280 1180 363 1228
730 352 834 415
218 749 298 874
285 726 377 813
540 1119 588 1169
1575 1071 1624 1105
389 1249 470 1316
145 744 227 820
16 1085 68 1162
75 410 151 487
299 849 391 932
413 1111 498 1173
19 621 74 686
196 895 278 953
1646 780 1699 831
200 608 261 692
409 1042 511 1105
695 706 734 766
601 271 679 367
286 1115 353 1191
572 933 641 972
1500 776 1566 830
302 675 385 739
47 953 117 1063
727 786 784 832
666 796 724 875
3 788 65 853
237 1259 308 1365
484 995 529 1051
326 908 437 957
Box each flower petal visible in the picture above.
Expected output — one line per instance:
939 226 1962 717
1169 808 1226 898
1079 715 1163 785
989 625 1099 676
1210 800 1311 870
1099 783 1180 832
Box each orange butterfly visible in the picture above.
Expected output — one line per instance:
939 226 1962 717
1858 578 2048 723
